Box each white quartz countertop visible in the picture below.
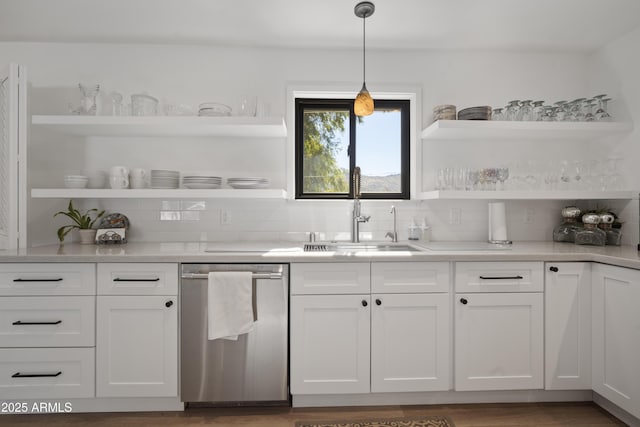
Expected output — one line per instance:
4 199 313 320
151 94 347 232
1 241 640 269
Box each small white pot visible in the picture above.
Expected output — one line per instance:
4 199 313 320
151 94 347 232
78 229 97 245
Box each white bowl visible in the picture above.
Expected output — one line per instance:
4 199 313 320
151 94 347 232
64 180 88 189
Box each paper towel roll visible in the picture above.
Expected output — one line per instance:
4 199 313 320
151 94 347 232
488 202 508 242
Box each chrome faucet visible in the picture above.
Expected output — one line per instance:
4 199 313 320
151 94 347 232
385 205 398 242
351 167 370 243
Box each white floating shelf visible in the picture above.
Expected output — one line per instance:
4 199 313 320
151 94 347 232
421 120 633 141
31 115 287 138
418 190 637 200
31 188 288 199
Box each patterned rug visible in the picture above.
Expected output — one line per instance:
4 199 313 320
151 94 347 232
295 416 455 427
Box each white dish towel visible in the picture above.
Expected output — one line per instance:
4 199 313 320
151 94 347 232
207 271 255 340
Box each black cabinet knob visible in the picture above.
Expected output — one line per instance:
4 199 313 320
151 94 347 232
375 299 382 306
165 300 174 308
361 300 368 307
549 266 559 272
460 298 468 305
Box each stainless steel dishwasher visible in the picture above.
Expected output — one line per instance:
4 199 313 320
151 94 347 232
180 263 289 406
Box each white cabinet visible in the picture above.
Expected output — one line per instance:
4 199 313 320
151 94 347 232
290 261 451 395
592 263 640 419
290 294 371 394
454 262 544 391
545 262 591 390
371 292 449 392
96 263 178 397
96 295 178 397
0 262 96 399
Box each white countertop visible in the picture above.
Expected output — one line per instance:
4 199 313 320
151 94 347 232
1 241 640 269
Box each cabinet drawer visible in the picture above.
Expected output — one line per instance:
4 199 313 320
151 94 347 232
0 263 95 296
0 296 95 348
0 348 95 399
291 263 370 295
97 263 178 295
371 262 450 293
455 262 543 293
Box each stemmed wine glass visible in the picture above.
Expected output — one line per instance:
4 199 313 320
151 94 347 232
496 167 509 191
593 95 613 122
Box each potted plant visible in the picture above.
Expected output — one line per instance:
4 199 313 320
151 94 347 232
54 200 105 244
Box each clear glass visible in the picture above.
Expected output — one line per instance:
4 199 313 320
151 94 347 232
496 167 509 190
599 223 622 246
517 100 533 121
594 95 613 122
574 224 606 246
492 108 504 121
78 83 100 116
553 218 582 243
532 101 545 121
505 100 520 121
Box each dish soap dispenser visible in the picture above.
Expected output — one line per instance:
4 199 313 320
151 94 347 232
408 219 420 241
420 218 431 242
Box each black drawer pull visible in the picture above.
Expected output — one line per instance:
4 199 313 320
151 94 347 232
12 320 62 325
13 278 63 282
165 300 174 308
375 299 382 306
460 298 468 305
113 277 160 282
361 300 368 307
549 266 559 272
12 371 62 378
479 275 524 280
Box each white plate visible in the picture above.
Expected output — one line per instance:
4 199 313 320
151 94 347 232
228 182 269 189
183 183 222 189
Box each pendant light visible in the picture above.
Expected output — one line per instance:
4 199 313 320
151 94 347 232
354 1 375 117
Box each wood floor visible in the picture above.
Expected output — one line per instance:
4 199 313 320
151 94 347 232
0 402 627 427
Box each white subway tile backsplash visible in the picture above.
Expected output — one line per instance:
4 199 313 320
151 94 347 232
83 196 614 244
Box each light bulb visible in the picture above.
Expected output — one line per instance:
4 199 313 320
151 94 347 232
354 83 374 117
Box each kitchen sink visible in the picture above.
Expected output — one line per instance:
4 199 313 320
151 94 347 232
304 243 423 253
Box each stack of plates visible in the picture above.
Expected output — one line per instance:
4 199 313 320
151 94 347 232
433 104 457 121
182 174 222 189
227 177 270 189
151 170 180 189
458 106 492 120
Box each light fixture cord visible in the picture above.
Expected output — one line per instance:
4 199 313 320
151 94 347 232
362 11 367 84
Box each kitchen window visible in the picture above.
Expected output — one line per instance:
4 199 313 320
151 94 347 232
294 98 410 199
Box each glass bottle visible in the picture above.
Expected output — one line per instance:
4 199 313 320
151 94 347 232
598 213 622 246
553 206 582 243
574 213 606 246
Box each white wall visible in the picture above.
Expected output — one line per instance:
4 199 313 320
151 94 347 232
588 26 640 247
0 41 633 246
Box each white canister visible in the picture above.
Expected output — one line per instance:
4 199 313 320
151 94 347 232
109 166 129 189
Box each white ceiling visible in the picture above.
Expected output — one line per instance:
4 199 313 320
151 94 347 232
1 0 639 52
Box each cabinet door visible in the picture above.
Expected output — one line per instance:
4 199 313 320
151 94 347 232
290 294 370 394
592 264 640 419
545 262 591 390
96 295 178 397
455 292 543 391
371 293 450 392
0 63 26 250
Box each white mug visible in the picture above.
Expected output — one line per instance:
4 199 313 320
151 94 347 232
130 168 147 189
109 166 129 189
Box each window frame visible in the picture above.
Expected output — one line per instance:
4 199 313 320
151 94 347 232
294 97 410 200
